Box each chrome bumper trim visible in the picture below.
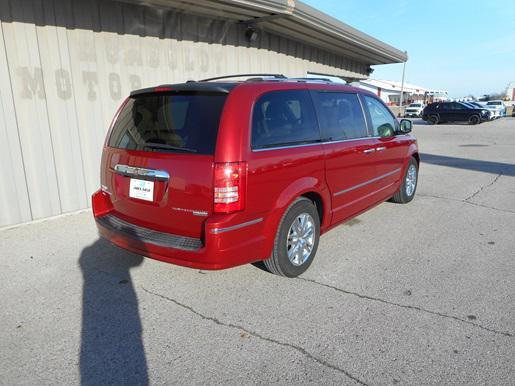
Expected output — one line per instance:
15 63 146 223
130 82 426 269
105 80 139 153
211 218 263 234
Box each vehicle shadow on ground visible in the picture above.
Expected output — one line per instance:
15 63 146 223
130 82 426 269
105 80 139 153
78 238 149 385
421 153 515 176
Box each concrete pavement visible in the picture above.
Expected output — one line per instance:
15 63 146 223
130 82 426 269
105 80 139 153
1 118 514 385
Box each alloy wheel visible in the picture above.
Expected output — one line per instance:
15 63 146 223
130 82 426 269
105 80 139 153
405 164 417 197
286 213 315 266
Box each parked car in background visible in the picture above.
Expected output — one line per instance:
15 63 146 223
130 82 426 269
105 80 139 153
404 103 425 117
463 102 493 120
485 100 506 118
472 102 498 120
92 76 419 277
422 101 490 124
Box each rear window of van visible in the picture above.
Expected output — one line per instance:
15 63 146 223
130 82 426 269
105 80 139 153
108 92 227 154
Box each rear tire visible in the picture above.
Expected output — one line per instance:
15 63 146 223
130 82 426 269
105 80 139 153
469 114 480 125
428 115 439 125
391 157 418 204
263 197 320 277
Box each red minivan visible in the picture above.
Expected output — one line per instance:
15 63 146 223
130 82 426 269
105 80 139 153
93 76 419 277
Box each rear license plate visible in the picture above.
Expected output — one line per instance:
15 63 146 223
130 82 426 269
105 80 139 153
129 178 154 201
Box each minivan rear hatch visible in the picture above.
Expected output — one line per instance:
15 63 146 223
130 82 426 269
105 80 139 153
102 89 228 239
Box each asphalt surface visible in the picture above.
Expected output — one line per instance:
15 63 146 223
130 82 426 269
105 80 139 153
1 118 514 385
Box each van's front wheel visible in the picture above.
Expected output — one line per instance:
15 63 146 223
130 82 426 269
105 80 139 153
391 157 418 204
264 198 320 277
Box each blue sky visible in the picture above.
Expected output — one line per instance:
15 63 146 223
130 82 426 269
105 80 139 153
303 0 515 97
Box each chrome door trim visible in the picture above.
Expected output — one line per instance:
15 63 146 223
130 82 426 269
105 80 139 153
211 218 263 234
113 164 170 181
252 137 382 152
334 167 401 197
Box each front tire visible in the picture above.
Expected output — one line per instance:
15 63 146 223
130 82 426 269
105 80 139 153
263 197 320 277
391 157 418 204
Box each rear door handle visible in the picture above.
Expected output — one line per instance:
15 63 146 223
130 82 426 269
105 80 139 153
376 146 386 152
113 164 170 181
363 148 376 154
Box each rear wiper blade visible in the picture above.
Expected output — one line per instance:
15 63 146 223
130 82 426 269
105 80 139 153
144 142 197 153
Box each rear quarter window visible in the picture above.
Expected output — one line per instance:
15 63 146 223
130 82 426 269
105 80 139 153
251 90 319 149
108 91 227 154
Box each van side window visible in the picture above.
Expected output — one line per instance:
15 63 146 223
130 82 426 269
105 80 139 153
364 96 398 137
252 90 319 149
315 92 367 141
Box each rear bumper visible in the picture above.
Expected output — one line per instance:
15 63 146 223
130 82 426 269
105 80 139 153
93 190 269 270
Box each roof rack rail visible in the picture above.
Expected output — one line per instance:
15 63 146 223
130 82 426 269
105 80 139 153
288 77 334 83
199 73 287 82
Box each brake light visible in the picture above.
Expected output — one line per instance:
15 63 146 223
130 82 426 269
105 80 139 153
154 86 172 92
214 162 247 213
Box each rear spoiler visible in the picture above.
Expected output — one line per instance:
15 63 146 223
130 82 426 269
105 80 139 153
130 82 235 97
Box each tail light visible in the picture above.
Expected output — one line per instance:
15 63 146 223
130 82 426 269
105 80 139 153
213 162 247 213
92 189 113 217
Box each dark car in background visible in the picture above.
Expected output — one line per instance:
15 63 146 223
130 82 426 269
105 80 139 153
422 102 490 125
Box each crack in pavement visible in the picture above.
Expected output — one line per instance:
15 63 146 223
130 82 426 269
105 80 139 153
298 278 513 338
141 286 368 385
464 173 503 201
417 193 515 214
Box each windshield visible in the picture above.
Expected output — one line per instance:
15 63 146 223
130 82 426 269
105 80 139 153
108 92 227 154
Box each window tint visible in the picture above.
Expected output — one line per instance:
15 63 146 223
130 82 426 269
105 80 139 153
108 92 227 154
449 102 466 110
252 90 319 149
316 92 367 140
363 96 398 137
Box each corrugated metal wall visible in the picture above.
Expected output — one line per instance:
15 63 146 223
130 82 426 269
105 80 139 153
0 0 368 227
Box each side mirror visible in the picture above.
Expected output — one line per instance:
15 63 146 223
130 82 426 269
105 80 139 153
399 119 412 134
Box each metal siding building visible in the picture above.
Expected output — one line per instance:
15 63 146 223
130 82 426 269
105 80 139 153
0 0 406 227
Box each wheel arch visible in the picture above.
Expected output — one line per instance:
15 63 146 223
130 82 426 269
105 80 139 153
411 151 420 166
261 177 331 257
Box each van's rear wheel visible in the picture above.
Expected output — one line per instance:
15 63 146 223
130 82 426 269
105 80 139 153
264 198 320 277
391 157 418 204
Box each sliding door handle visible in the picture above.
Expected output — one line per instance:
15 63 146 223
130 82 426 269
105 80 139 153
376 146 386 152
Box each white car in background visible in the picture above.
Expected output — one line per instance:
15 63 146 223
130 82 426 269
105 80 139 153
404 103 425 117
485 100 506 118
